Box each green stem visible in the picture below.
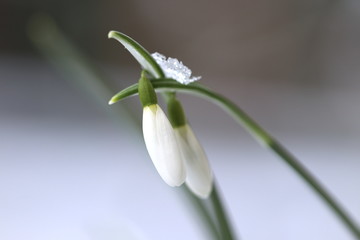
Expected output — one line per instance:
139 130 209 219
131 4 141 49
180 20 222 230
182 185 221 240
211 182 237 240
270 142 360 239
110 79 360 239
162 82 360 239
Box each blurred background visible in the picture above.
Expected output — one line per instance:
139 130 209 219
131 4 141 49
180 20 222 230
1 0 360 239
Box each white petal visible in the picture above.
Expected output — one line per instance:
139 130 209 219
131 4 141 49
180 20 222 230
142 105 186 187
175 125 213 198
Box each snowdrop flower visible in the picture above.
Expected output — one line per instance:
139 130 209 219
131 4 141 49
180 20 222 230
138 72 212 197
139 73 186 187
151 52 201 85
168 97 213 198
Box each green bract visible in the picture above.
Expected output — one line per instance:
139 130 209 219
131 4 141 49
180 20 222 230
167 97 187 128
138 72 157 107
108 31 165 78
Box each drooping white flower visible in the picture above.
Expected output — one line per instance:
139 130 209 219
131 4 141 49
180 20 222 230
175 124 213 198
151 52 201 85
108 32 210 194
143 104 186 187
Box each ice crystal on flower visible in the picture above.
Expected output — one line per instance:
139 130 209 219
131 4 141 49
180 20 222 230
151 52 201 85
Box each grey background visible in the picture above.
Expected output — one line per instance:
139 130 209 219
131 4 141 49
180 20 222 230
1 0 360 239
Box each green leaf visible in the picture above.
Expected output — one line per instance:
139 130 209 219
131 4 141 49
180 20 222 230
108 82 138 105
108 31 165 78
108 79 174 104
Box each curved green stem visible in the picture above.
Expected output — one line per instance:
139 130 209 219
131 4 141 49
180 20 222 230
110 79 360 239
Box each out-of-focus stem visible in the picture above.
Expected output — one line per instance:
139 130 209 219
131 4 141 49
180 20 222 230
210 183 237 240
182 185 221 240
27 14 140 129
